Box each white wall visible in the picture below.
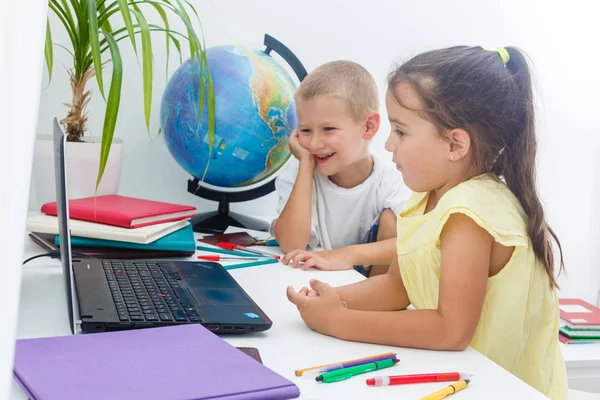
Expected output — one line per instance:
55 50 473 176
33 0 600 303
1 0 48 397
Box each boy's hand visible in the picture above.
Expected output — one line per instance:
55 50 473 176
283 249 353 271
288 129 313 163
286 280 347 335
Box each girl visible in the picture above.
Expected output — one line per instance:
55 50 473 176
286 46 567 399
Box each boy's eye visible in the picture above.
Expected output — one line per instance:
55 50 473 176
299 129 311 134
323 127 337 132
395 129 406 136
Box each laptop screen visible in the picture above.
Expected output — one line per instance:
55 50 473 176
52 117 79 334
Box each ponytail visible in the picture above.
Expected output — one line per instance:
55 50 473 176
492 47 564 288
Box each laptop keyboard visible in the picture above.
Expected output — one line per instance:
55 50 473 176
102 261 203 323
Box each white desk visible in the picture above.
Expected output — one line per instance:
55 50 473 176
562 343 600 393
11 230 548 399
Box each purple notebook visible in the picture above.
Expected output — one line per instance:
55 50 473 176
13 325 300 400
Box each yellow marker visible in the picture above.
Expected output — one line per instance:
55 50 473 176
419 379 470 400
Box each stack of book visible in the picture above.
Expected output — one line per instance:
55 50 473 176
558 298 600 344
27 195 197 259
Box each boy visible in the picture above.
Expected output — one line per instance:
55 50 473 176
270 60 408 276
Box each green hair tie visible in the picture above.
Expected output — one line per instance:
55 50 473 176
496 47 510 65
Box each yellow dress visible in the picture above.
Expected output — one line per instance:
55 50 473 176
396 174 567 400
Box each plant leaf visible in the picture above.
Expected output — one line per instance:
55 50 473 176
147 2 171 80
44 19 53 85
116 0 137 55
97 0 113 33
87 0 105 100
206 55 215 156
96 31 123 190
48 1 77 50
130 8 153 132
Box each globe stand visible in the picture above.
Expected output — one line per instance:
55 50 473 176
186 34 307 234
188 178 276 234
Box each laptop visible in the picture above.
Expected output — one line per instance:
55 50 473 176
52 118 272 334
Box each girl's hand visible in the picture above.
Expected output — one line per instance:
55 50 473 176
283 249 353 271
288 129 313 163
286 280 347 335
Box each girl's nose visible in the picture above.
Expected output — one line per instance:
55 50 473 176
384 133 394 153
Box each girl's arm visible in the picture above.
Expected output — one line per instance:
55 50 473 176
332 213 492 350
334 256 410 311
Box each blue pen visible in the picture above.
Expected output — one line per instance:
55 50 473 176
224 258 279 270
196 244 257 257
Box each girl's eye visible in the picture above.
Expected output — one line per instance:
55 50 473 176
299 129 311 134
395 129 405 136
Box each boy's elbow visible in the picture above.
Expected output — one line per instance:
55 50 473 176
273 231 307 254
279 240 309 254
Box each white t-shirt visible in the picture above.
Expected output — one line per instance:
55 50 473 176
269 155 409 250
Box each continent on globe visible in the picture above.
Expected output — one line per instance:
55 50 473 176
160 45 298 188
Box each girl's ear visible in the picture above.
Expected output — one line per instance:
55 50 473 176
363 112 380 140
447 128 471 161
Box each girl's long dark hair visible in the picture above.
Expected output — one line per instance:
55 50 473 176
388 46 564 288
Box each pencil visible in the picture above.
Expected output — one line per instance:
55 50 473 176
223 258 279 270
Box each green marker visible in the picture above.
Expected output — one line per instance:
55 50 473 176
316 358 399 383
224 258 279 270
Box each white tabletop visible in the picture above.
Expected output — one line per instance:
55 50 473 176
11 228 548 399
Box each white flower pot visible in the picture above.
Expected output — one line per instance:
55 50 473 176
31 134 124 209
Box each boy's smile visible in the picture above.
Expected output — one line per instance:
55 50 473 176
314 152 336 163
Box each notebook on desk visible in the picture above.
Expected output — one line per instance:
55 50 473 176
13 324 300 400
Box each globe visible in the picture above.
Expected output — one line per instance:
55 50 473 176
160 44 299 189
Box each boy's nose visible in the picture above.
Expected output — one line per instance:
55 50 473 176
309 134 325 151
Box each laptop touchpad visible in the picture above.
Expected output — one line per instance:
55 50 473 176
191 288 252 306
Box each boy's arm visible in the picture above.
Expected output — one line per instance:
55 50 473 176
283 199 398 272
274 158 316 253
283 238 396 271
342 238 396 266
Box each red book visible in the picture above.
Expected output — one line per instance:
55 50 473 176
41 195 196 229
559 298 600 329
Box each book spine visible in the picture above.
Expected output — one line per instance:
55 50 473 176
130 214 195 229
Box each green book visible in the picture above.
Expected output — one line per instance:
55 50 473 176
56 224 195 253
560 325 600 339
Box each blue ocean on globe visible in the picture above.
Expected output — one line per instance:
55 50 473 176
160 45 298 188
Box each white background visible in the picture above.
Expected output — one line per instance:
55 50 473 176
1 0 48 398
31 0 600 303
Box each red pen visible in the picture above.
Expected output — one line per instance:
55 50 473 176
216 242 281 259
366 372 473 386
197 255 268 261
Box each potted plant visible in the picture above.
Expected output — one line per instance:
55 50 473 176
34 0 214 205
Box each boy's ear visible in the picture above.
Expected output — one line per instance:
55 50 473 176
363 112 380 140
447 128 471 161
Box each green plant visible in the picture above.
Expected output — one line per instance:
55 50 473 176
44 0 215 189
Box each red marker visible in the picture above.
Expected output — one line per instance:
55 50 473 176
366 372 472 386
216 242 281 259
197 255 267 261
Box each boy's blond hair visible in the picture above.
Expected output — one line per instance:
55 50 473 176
295 60 379 122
